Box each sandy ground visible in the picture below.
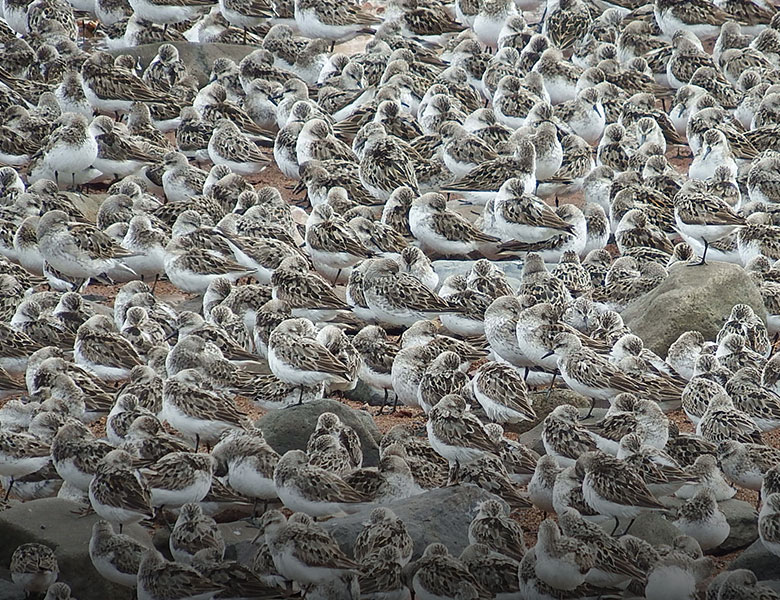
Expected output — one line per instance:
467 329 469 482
1 23 767 586
17 103 760 576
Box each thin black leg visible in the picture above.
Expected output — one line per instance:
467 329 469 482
3 478 13 502
544 372 557 401
611 516 620 536
584 397 596 420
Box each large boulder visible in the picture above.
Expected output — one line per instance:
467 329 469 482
255 399 382 466
219 520 264 566
432 260 521 292
517 406 606 455
344 380 389 407
506 388 590 437
600 511 680 547
0 498 152 600
527 389 590 421
321 485 503 560
727 539 780 580
717 498 759 554
62 192 106 223
0 580 23 600
593 498 756 553
622 262 766 356
153 520 261 568
108 42 256 86
660 496 757 555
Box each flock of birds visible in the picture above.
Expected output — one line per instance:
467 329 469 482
2 0 780 597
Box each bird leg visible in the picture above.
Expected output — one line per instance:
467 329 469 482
611 516 620 536
155 506 172 530
250 526 263 543
583 397 596 420
3 478 13 502
71 504 95 518
448 460 461 486
544 372 557 401
621 517 637 536
375 390 388 416
689 239 709 266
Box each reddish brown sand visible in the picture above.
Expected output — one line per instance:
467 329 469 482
0 85 766 590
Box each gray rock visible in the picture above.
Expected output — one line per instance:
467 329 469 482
171 294 205 315
219 520 261 566
516 420 545 455
657 496 756 555
108 42 256 86
321 485 502 560
552 490 759 558
343 379 389 407
517 405 605 455
759 579 780 594
0 498 152 600
255 398 382 466
717 498 759 554
602 511 680 548
432 259 521 291
152 527 173 560
622 262 766 357
526 388 590 422
0 580 23 600
62 191 106 223
728 539 780 580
